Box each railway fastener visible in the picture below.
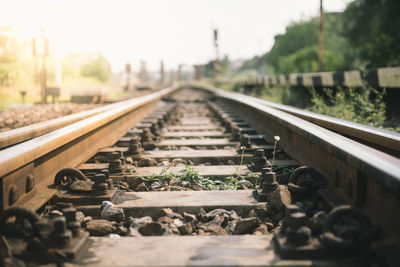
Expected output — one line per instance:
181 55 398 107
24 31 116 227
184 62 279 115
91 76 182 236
63 208 82 237
51 216 72 245
91 174 108 196
254 167 278 201
250 147 269 171
128 137 143 155
101 169 113 189
141 128 156 150
286 212 311 246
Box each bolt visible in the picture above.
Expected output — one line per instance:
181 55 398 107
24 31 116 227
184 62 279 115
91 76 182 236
151 123 160 135
240 134 252 149
260 169 278 193
26 174 34 192
286 212 311 246
142 128 154 142
231 126 241 141
109 159 123 174
63 208 81 237
108 152 120 161
92 174 108 195
128 137 142 155
101 169 112 189
281 205 300 234
8 185 18 206
252 148 269 171
52 216 72 245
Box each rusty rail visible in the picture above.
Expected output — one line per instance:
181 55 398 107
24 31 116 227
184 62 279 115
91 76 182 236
0 86 178 211
200 85 400 237
0 90 162 150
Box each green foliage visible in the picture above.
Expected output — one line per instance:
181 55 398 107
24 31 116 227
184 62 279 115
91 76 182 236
342 0 400 67
241 13 354 74
80 54 111 82
308 87 387 127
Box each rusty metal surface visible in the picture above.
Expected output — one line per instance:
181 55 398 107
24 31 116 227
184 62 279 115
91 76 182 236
0 86 178 211
207 86 400 156
202 85 400 237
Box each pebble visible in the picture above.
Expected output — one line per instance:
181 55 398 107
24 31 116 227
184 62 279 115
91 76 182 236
233 217 259 234
100 201 125 222
86 219 115 236
267 185 291 212
151 182 162 190
139 222 165 236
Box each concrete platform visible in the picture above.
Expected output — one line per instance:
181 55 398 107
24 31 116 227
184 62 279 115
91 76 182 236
77 235 338 266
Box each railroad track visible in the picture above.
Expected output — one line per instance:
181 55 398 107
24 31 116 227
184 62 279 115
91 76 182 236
1 86 399 266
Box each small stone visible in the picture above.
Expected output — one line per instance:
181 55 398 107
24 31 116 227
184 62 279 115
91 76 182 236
198 208 208 223
125 157 134 165
139 222 165 236
267 185 291 212
130 177 143 190
183 212 197 223
253 224 269 235
86 219 116 236
233 217 259 234
265 222 274 231
151 182 161 190
211 214 228 227
160 208 175 218
248 210 262 224
238 180 253 188
131 216 153 228
198 229 211 236
101 201 125 222
162 223 180 236
69 180 93 193
128 227 142 237
228 210 240 221
254 204 268 220
157 216 174 225
180 181 191 188
199 222 228 235
136 182 148 191
138 158 157 167
173 218 184 228
225 221 237 234
173 213 184 220
118 181 130 191
206 209 229 220
178 223 193 235
76 211 85 223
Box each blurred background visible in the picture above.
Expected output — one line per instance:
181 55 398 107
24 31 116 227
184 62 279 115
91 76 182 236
0 0 399 130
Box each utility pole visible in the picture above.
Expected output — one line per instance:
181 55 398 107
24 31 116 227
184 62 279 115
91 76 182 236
125 62 131 91
213 29 220 81
160 61 165 85
33 28 49 103
318 0 324 72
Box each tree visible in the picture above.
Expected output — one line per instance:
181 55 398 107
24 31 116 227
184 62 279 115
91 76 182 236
80 53 111 82
342 0 400 67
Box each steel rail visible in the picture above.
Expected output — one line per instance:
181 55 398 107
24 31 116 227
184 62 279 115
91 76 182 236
200 85 400 236
252 95 400 156
202 86 400 156
0 90 160 150
0 86 178 211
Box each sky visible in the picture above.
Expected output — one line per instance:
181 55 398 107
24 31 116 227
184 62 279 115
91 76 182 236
0 0 353 72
